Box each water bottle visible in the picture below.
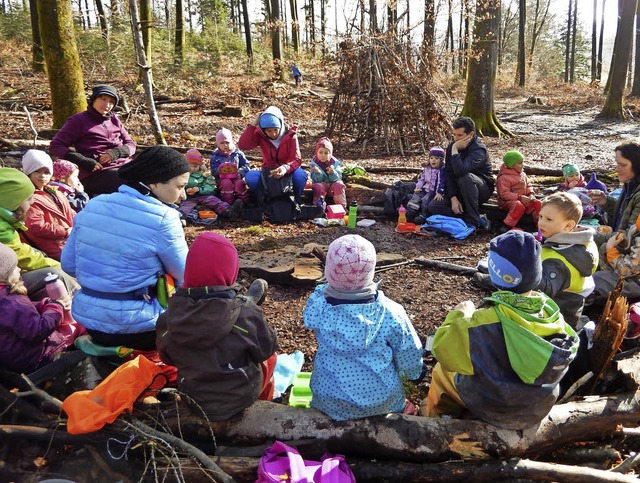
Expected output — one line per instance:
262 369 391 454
44 272 68 300
348 201 358 228
398 205 407 224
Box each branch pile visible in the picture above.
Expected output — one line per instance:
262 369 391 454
326 34 451 155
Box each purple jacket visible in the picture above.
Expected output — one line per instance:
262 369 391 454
50 106 136 180
0 285 66 373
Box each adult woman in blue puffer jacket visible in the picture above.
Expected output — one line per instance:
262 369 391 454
61 146 190 350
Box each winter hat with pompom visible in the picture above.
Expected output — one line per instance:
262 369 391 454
324 235 377 291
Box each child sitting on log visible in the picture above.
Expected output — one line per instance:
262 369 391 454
177 148 243 223
495 150 541 233
309 137 346 210
407 146 446 224
424 231 580 429
303 234 424 421
51 159 89 213
0 243 77 373
21 150 76 261
209 128 251 206
157 233 278 421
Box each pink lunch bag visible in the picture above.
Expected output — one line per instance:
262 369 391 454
256 440 356 483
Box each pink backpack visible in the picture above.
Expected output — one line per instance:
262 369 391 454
256 440 356 483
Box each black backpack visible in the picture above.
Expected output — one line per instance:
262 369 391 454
383 181 416 219
260 170 301 223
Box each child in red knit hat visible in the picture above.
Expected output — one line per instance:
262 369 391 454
157 233 278 420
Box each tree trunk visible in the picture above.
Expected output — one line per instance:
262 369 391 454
160 390 640 463
527 0 550 76
320 0 326 55
591 0 598 82
28 0 45 73
600 0 637 118
570 0 578 83
36 0 86 129
241 0 253 64
445 0 453 73
270 0 284 80
421 0 435 72
129 0 166 144
369 0 377 33
597 0 607 81
460 0 511 137
174 0 184 65
564 0 572 83
631 3 640 96
309 0 316 53
95 0 109 42
290 0 299 53
516 0 525 86
138 0 152 87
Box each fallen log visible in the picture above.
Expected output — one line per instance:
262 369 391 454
159 390 640 463
169 455 640 483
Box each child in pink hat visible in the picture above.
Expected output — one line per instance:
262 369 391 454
51 159 89 212
303 234 424 421
310 137 346 209
209 128 251 205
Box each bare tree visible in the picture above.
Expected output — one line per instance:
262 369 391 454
241 0 253 64
95 0 109 42
129 0 165 143
28 0 45 72
564 0 572 82
175 0 184 65
139 0 152 84
591 0 597 82
631 2 640 96
527 0 550 74
570 0 577 82
369 0 377 33
36 0 86 129
269 0 285 79
600 0 638 118
516 0 525 85
290 0 299 53
499 0 516 66
597 0 606 80
461 0 512 136
422 0 435 70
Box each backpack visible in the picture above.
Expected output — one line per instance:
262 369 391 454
383 181 416 219
260 170 301 223
421 214 475 240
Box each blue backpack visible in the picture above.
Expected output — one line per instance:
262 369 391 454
421 215 475 240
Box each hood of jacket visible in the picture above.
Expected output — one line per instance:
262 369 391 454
542 226 597 277
486 290 578 385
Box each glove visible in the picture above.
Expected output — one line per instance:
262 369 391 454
106 145 131 161
66 152 98 171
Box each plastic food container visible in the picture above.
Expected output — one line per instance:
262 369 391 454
288 372 313 408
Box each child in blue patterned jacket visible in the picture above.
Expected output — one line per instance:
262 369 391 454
209 128 251 205
303 234 424 421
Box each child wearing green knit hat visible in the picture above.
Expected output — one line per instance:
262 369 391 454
558 163 585 191
496 150 542 233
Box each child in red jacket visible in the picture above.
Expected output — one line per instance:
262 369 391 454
496 150 541 233
22 150 75 260
238 105 308 202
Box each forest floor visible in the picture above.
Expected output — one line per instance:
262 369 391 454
1 42 640 481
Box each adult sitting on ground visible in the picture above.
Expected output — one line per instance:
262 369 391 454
50 84 136 197
61 146 190 351
427 116 494 230
588 142 640 245
0 168 78 301
238 106 307 204
588 142 640 302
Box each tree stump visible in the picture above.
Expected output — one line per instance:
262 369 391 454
221 105 247 117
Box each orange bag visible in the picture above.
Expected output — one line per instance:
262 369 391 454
62 355 167 434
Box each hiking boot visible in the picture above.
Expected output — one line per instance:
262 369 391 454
472 272 497 291
413 214 427 225
246 278 268 305
225 199 244 221
478 215 491 231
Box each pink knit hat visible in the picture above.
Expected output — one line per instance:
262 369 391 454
216 128 236 151
53 159 78 181
315 137 333 158
184 148 203 165
324 235 376 290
